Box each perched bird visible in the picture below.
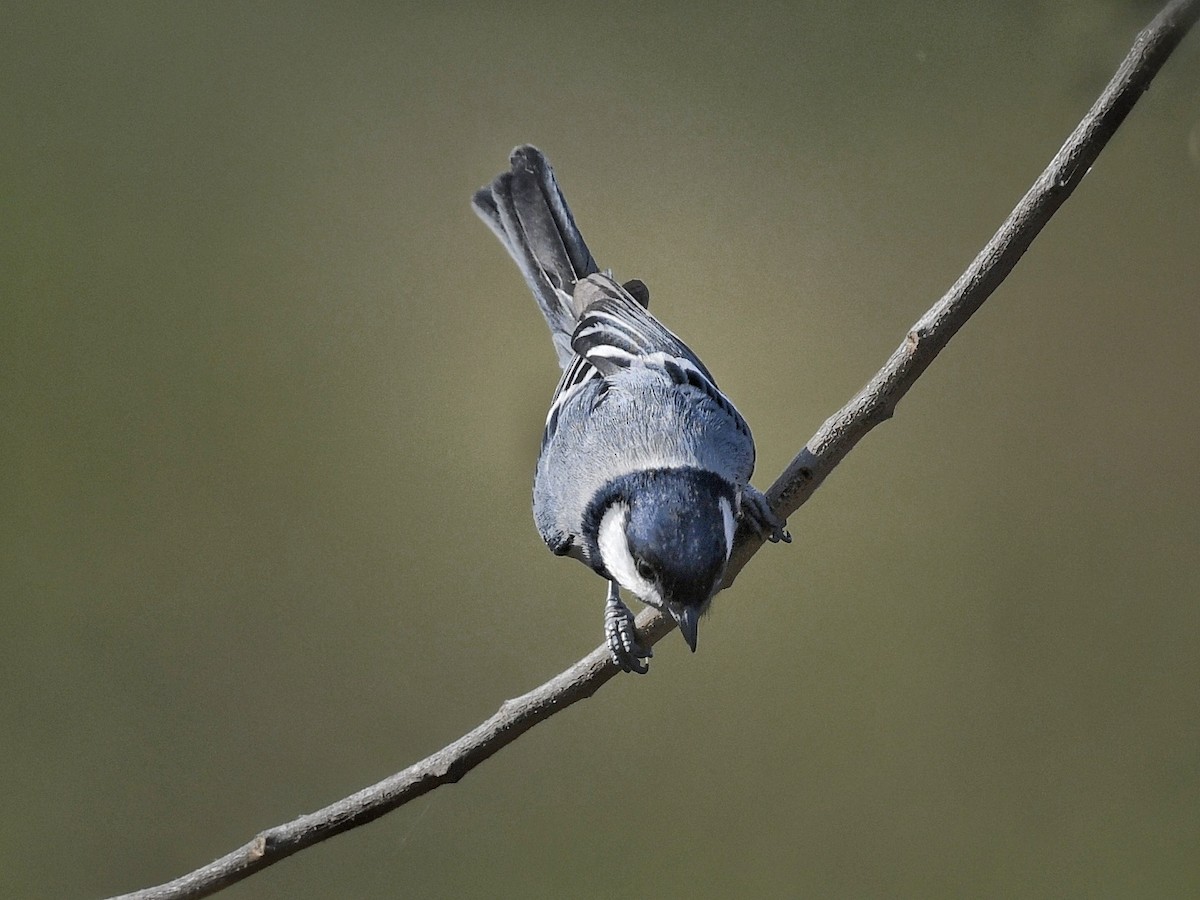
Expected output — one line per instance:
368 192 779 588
472 146 789 673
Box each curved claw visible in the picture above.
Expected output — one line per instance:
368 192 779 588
604 587 652 674
740 485 792 544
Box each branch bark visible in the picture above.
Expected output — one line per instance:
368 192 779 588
109 3 1200 897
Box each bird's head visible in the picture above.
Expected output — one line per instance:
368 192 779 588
590 468 737 653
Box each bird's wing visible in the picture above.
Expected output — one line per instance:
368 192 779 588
542 273 751 448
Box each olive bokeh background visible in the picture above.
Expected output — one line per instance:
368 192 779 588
4 3 1198 898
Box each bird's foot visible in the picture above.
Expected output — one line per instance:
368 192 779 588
605 585 652 675
740 485 792 544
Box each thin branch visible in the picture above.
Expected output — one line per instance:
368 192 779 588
109 3 1200 898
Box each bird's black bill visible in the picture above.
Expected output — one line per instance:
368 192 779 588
675 606 699 653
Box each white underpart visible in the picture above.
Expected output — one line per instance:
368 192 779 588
597 502 659 606
718 496 736 561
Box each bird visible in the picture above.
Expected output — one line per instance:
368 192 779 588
472 145 789 674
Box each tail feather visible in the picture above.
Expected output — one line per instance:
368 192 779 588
473 146 599 368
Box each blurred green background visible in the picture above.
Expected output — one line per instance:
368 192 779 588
3 3 1199 898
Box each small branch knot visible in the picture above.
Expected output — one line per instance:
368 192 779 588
248 834 268 861
905 326 929 350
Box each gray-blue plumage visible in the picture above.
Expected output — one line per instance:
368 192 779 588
533 313 754 562
472 145 788 673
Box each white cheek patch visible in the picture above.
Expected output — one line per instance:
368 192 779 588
598 502 657 601
718 496 736 561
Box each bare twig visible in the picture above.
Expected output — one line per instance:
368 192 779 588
109 3 1200 898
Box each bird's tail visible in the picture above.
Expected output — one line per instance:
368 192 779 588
472 145 599 369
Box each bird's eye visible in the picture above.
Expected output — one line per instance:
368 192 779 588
635 559 655 581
